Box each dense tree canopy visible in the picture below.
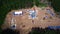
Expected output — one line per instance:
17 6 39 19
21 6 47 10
49 0 60 12
28 27 60 34
1 28 20 34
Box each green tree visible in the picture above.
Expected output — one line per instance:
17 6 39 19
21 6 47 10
29 27 45 34
48 0 60 15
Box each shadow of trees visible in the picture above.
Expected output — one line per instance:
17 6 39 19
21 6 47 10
28 27 60 34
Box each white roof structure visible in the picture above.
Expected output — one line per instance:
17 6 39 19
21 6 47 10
13 11 23 15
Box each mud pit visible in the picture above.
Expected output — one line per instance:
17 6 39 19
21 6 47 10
1 6 60 34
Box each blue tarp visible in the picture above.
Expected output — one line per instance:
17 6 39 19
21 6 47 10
31 12 36 18
48 26 60 29
29 10 36 19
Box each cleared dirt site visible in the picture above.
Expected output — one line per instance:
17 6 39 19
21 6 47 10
1 6 60 34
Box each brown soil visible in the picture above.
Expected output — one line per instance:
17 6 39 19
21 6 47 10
1 6 60 34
